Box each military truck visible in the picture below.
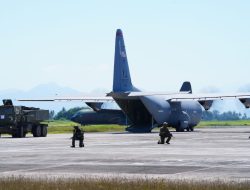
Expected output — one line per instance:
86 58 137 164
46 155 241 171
0 99 49 138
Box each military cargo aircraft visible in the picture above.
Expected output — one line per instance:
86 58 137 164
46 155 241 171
71 102 130 126
19 29 250 133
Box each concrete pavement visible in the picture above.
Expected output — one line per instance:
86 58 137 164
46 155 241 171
0 127 250 181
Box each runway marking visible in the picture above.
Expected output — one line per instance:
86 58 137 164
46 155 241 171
0 163 71 174
172 161 248 175
1 160 247 172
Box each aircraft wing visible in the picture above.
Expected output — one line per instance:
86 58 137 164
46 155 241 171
165 93 250 101
127 91 250 110
17 96 114 102
127 91 250 101
165 92 250 110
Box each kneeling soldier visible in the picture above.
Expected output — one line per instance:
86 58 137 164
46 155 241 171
158 122 172 144
71 126 84 148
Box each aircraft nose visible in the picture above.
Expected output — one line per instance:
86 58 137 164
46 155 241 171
71 114 78 122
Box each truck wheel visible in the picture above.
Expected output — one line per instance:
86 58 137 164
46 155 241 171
41 125 47 137
18 126 25 138
33 125 42 137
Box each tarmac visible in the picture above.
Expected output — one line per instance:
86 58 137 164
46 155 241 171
0 127 250 181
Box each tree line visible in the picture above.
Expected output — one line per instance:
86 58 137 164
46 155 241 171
50 107 250 121
202 110 249 121
49 107 86 120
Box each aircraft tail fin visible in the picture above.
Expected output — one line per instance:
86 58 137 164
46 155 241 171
113 29 134 92
180 81 192 93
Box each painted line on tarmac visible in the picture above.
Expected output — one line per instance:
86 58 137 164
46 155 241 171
0 163 71 174
172 161 248 176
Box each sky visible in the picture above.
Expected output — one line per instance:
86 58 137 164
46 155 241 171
0 0 250 94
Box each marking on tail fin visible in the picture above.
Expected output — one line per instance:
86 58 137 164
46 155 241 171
121 51 126 58
119 41 127 58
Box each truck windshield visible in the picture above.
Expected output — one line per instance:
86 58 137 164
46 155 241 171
0 107 14 115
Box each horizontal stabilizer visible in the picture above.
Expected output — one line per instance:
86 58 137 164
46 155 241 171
180 81 192 93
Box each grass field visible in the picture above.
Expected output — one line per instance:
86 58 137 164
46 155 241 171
197 120 250 128
0 177 249 190
46 120 250 134
47 120 125 133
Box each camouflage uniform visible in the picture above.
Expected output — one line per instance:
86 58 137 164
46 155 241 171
158 123 172 144
71 126 84 148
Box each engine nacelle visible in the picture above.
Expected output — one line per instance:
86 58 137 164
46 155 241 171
239 98 250 108
198 100 213 111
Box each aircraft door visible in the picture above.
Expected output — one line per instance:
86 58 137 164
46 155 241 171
140 96 171 125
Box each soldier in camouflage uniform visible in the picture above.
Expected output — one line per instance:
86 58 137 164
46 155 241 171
158 122 172 144
71 126 84 148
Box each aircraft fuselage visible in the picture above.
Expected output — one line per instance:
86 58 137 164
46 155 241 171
71 109 129 126
112 94 202 132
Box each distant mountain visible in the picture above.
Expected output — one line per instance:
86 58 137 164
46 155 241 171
23 83 82 97
0 83 107 113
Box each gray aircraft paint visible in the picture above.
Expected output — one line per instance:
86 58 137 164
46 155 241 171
17 29 250 132
71 109 129 126
71 102 130 126
109 29 202 132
